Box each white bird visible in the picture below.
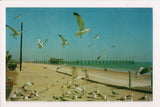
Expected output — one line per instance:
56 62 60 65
102 93 107 100
97 54 106 60
126 92 134 98
93 34 100 40
135 67 152 78
6 25 22 39
72 67 78 80
12 14 23 20
93 92 97 99
138 93 148 100
117 94 126 101
37 38 48 48
72 94 77 100
112 89 118 95
24 94 29 100
82 69 91 80
58 35 69 47
73 12 91 38
100 46 115 53
66 90 72 95
25 82 34 86
11 93 17 99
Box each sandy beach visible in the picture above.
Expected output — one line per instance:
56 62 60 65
7 63 152 101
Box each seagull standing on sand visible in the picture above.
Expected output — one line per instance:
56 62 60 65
12 14 23 20
72 67 78 79
138 93 148 100
37 38 48 48
82 69 90 80
117 94 127 101
6 25 22 39
73 12 91 38
112 89 118 95
100 46 115 53
135 67 152 78
58 35 69 47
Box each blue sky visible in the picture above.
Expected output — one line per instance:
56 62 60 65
6 8 152 62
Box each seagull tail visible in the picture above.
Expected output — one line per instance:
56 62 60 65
76 31 82 39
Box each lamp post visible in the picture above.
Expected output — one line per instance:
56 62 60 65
20 22 23 71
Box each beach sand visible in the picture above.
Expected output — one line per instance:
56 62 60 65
7 63 152 101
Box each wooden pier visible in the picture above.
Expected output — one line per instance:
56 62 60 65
32 60 135 65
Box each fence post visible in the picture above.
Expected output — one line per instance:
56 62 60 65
128 71 132 88
151 72 152 87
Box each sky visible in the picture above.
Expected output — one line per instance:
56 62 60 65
6 8 152 62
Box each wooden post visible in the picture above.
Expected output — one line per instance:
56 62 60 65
20 22 23 71
151 72 152 87
128 71 132 88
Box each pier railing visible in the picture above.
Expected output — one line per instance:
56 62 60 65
31 60 135 65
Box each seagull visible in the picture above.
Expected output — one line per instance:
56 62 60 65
6 25 22 39
12 14 23 20
138 93 148 100
24 94 29 100
58 35 69 47
93 34 100 40
93 92 97 99
82 69 90 80
11 93 17 99
37 38 48 48
112 89 118 95
100 46 115 53
25 82 34 86
126 92 133 98
102 93 107 100
72 94 78 100
53 94 59 100
97 54 106 60
72 67 78 79
73 12 91 38
134 67 152 78
117 94 127 101
88 43 93 48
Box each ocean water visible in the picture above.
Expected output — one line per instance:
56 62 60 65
64 62 152 74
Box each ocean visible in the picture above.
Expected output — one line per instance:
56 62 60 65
64 62 152 74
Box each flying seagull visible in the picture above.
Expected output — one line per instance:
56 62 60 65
134 66 152 78
100 46 115 53
6 25 22 39
12 14 23 20
58 35 69 47
73 12 91 38
93 34 100 40
88 43 93 48
97 55 106 60
37 38 48 49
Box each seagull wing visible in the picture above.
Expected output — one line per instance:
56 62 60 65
6 25 17 33
59 35 66 44
97 56 101 60
42 39 48 46
94 34 100 39
37 38 41 44
88 43 93 48
73 12 85 31
100 46 115 53
12 14 23 20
